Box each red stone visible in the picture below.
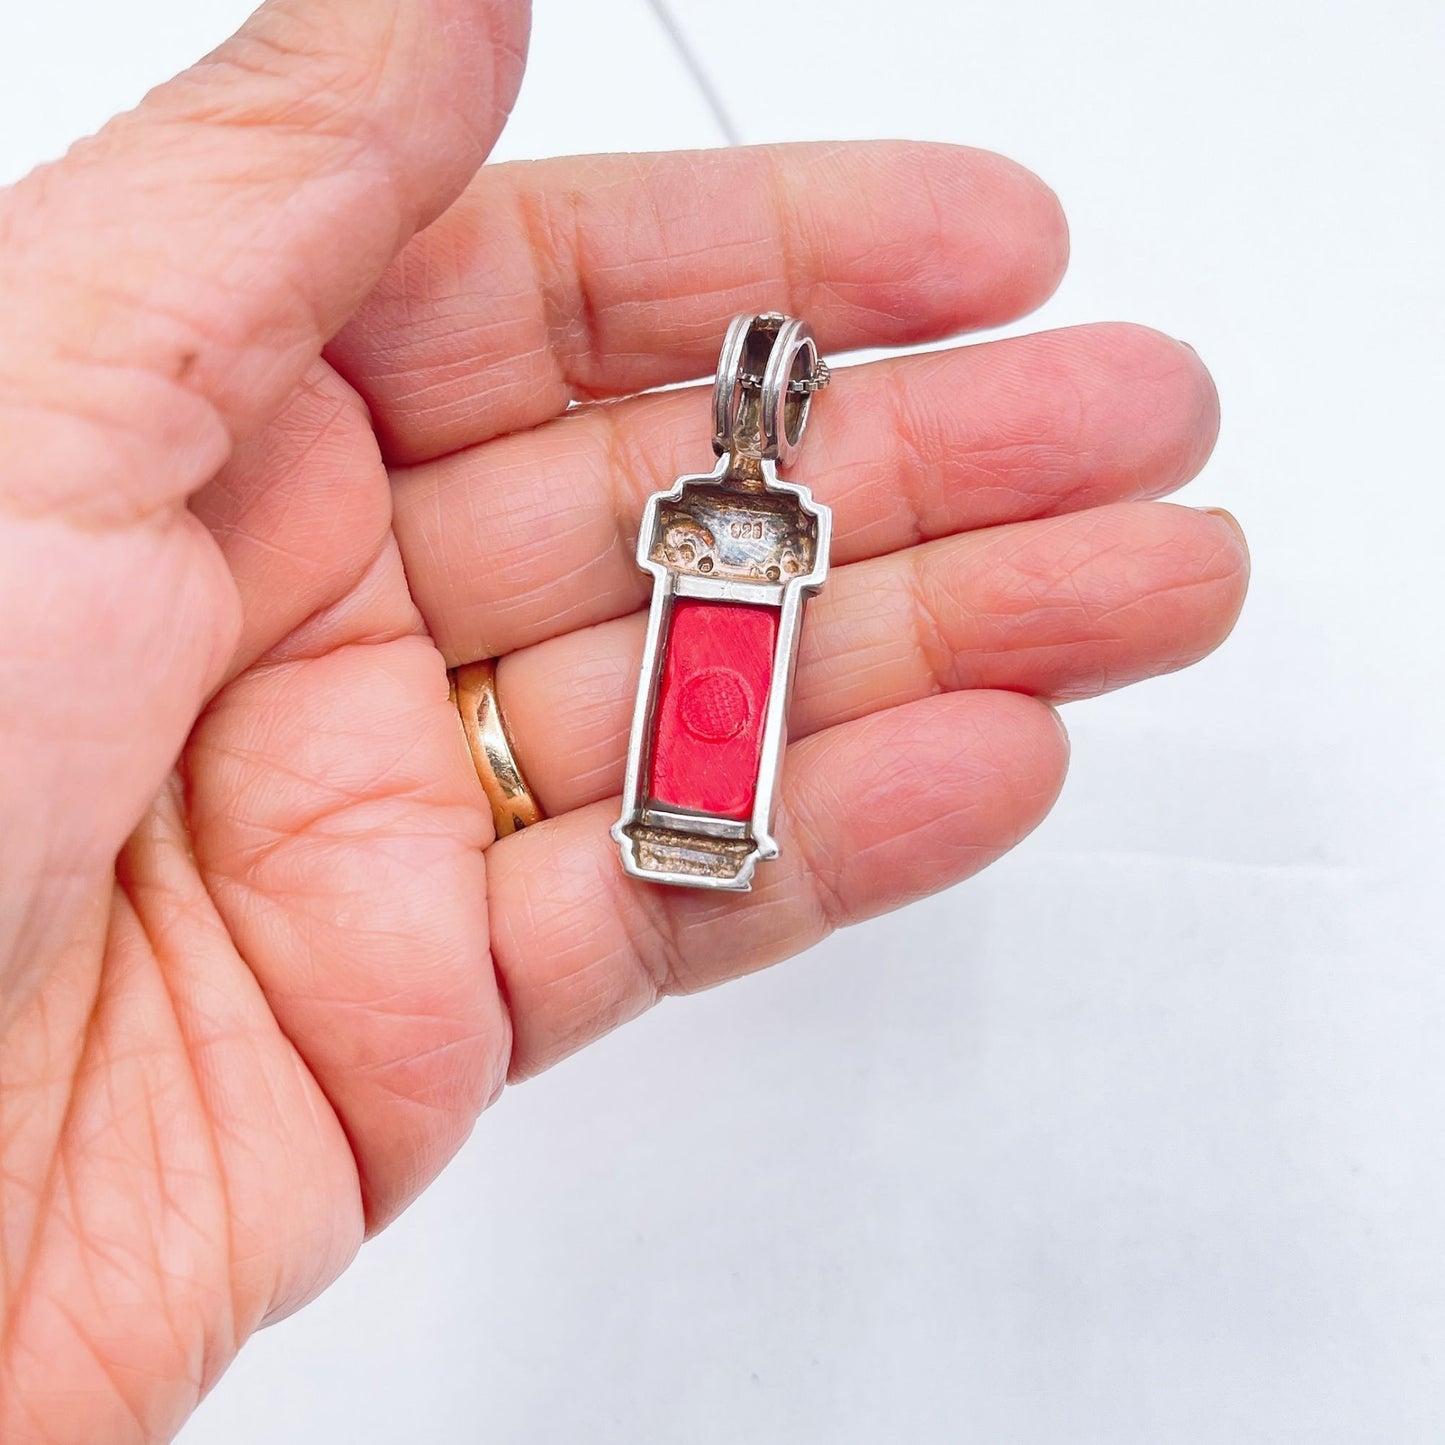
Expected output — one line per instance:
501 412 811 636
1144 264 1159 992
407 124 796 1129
647 600 779 820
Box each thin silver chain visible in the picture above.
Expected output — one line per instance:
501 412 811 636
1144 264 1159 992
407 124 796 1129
641 0 742 147
735 363 832 395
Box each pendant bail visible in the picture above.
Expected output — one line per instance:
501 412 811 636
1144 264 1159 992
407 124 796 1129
711 312 829 470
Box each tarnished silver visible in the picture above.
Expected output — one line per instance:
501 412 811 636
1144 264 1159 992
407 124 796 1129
613 313 832 890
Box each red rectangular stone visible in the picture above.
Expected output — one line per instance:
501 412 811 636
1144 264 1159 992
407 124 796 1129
647 599 779 821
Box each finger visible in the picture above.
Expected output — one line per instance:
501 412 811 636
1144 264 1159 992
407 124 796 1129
496 501 1248 816
186 372 497 1231
1 0 528 526
189 360 409 681
325 140 1070 462
488 690 1070 1079
396 323 1218 664
0 0 527 999
186 635 506 1232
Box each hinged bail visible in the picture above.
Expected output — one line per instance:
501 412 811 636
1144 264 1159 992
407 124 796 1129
712 312 828 471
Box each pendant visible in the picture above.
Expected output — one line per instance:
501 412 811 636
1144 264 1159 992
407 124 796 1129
613 312 832 890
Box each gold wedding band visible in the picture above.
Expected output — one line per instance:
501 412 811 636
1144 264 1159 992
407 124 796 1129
449 660 543 837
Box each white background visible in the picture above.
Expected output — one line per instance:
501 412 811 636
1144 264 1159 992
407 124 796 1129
3 0 1443 1440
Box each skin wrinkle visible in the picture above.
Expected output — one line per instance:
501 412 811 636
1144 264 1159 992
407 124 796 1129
211 833 489 1229
595 405 648 616
232 846 473 951
212 777 445 876
553 179 611 400
88 1069 217 1365
199 439 366 582
879 363 944 551
0 397 224 534
769 799 841 944
506 179 586 412
259 543 427 669
782 792 853 938
1082 566 1246 637
8 914 227 1438
3 196 319 526
613 873 684 1010
0 978 105 1418
36 1291 164 1440
904 546 965 699
177 10 436 248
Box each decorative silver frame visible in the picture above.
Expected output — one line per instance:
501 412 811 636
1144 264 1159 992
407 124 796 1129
612 314 832 890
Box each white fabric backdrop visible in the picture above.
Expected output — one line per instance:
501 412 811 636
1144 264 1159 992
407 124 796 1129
2 0 1441 1439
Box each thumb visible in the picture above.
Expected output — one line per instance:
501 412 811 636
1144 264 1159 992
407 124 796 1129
0 0 529 1003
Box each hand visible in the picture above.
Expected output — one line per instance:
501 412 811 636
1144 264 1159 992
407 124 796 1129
0 0 1247 1438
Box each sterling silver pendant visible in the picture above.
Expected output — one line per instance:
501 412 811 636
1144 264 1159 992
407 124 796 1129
613 313 832 890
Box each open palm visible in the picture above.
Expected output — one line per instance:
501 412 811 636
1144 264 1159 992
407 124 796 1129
0 1 1247 1439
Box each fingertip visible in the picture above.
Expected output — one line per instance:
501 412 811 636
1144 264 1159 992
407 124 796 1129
984 152 1072 320
1199 505 1248 560
1195 505 1251 641
977 689 1073 830
1034 323 1221 501
1162 331 1222 481
1114 499 1250 664
1044 698 1072 763
855 140 1075 332
444 0 532 166
883 688 1071 832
